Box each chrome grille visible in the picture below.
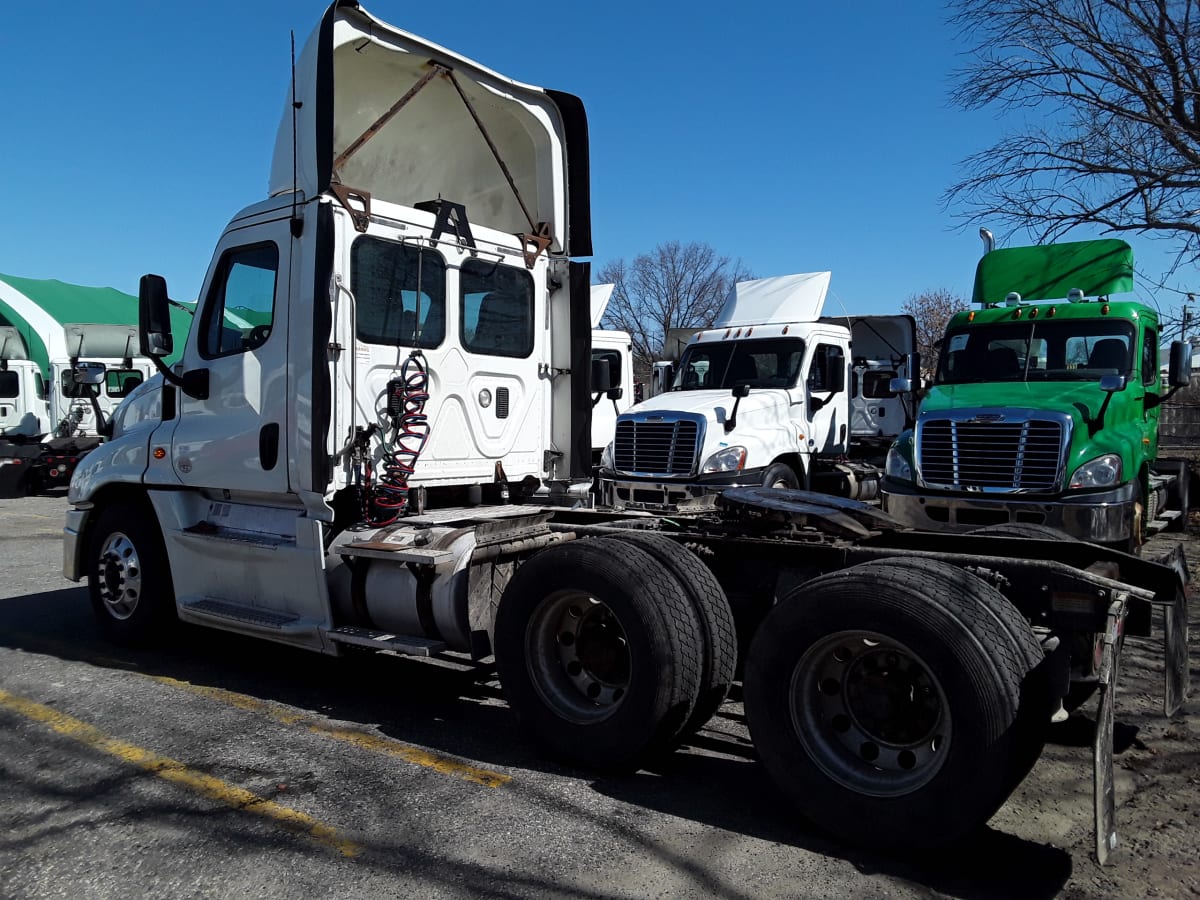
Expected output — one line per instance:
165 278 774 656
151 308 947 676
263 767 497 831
614 419 699 475
918 417 1064 491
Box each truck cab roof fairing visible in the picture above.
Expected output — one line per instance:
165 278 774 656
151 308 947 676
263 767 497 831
270 1 591 256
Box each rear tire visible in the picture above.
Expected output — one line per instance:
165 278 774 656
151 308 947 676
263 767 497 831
494 538 704 770
87 501 176 646
744 557 1047 849
967 523 1078 542
605 532 737 735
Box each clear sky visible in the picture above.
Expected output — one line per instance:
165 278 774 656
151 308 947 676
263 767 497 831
0 1 1192 320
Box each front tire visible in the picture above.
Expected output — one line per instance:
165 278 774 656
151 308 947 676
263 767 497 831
494 538 704 770
87 502 176 645
762 463 799 490
744 558 1046 849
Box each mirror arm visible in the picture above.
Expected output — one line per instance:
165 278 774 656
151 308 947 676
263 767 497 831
148 355 209 401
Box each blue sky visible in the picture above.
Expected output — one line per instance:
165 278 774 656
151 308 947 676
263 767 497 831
0 1 1192 320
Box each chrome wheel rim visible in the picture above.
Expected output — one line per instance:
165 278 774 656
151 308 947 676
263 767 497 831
791 630 951 797
96 532 142 620
526 590 631 724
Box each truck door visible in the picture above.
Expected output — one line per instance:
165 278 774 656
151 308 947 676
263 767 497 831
166 217 292 494
805 339 849 454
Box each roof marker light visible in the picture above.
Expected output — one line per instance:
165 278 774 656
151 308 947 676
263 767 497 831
1047 306 1056 317
1101 304 1110 315
967 310 975 322
1029 307 1038 318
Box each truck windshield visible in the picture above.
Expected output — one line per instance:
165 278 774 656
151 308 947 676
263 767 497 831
935 319 1136 384
673 337 805 391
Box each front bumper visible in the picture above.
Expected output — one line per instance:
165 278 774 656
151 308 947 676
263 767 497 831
880 478 1134 543
62 506 90 582
599 468 768 511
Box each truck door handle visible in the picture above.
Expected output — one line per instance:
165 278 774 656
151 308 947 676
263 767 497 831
259 423 280 471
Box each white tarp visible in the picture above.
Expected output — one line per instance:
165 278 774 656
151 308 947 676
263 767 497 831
715 272 832 327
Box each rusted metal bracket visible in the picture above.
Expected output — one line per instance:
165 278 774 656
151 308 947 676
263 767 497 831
1093 594 1126 866
519 222 553 269
329 183 371 233
333 63 446 173
1164 586 1190 716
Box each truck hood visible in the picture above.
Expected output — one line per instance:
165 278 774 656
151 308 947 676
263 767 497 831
626 388 790 424
921 381 1114 422
270 1 590 255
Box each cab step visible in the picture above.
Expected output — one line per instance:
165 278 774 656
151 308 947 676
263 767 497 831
327 626 447 657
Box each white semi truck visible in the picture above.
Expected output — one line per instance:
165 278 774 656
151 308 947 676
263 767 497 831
0 274 172 495
598 272 918 510
62 1 1189 862
589 284 633 465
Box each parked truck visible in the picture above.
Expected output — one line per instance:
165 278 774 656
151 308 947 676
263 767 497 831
597 272 918 510
880 239 1192 553
62 1 1189 863
0 274 186 496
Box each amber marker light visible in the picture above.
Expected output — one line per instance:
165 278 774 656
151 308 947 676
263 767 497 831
153 448 166 460
1101 304 1110 314
1047 306 1056 317
967 311 975 322
1029 307 1039 318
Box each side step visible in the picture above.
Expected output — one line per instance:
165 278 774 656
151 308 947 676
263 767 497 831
1148 509 1183 535
327 626 447 657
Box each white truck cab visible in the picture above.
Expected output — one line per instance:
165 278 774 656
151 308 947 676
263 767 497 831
598 273 916 510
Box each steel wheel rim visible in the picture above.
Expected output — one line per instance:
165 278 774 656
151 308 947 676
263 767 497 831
791 630 951 797
525 590 631 724
96 532 142 621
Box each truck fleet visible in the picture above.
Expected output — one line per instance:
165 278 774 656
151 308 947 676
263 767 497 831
56 0 1191 865
0 274 187 496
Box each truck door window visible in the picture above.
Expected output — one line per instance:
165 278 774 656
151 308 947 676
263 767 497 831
0 371 18 398
460 259 534 358
809 344 845 391
1142 329 1158 386
105 369 144 398
199 242 279 358
352 236 446 348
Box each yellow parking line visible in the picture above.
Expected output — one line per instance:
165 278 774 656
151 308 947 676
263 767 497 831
150 675 511 788
0 687 361 858
5 633 511 788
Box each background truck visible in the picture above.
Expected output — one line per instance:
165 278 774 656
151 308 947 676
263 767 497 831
62 1 1188 863
597 271 918 510
880 239 1192 553
0 274 187 496
588 284 633 465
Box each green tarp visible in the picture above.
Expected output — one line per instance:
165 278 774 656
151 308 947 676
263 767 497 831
0 273 191 373
972 239 1135 305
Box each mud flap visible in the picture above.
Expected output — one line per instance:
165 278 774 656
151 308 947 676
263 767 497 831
1164 587 1190 717
1093 596 1126 866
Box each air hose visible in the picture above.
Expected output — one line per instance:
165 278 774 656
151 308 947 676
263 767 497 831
362 351 430 526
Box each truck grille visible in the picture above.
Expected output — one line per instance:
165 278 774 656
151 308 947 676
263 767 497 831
614 419 699 476
918 417 1064 491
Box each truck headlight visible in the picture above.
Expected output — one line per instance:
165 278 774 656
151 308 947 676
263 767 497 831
600 440 614 470
885 444 913 483
1069 454 1122 489
701 446 747 473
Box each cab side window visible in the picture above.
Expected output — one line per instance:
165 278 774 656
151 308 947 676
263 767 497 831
0 370 18 398
1142 329 1158 386
199 243 279 359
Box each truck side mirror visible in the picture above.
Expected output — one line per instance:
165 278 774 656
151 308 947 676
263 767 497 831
1099 374 1127 393
824 357 846 393
591 357 613 394
731 383 750 399
72 361 106 385
139 274 174 358
906 351 921 383
1168 340 1191 388
606 386 624 401
889 377 913 394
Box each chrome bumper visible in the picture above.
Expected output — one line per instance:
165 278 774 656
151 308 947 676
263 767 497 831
880 480 1134 543
62 507 90 582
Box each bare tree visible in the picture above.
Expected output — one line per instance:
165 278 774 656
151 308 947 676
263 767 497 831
946 0 1200 271
596 241 753 376
901 288 968 372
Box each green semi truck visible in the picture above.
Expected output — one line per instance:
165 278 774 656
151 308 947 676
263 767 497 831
881 238 1192 552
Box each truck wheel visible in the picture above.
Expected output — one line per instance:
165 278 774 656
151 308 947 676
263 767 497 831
87 502 176 646
605 532 737 735
494 538 704 769
762 463 799 490
967 523 1078 542
744 557 1047 849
